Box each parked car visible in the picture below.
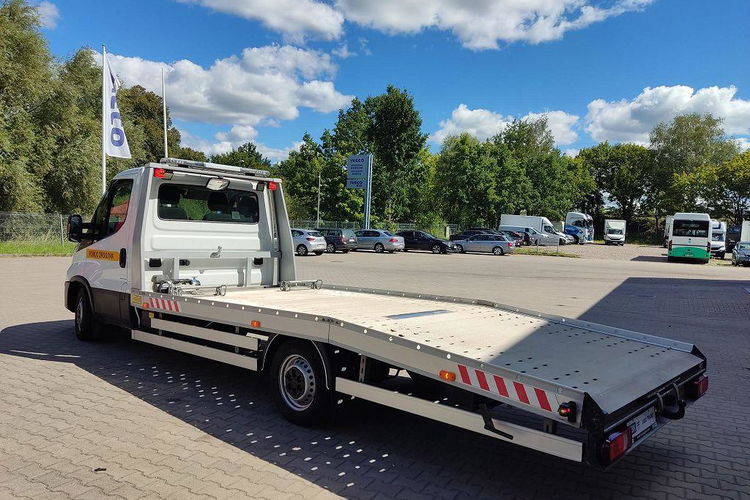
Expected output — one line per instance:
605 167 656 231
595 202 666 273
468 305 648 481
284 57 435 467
449 229 491 241
291 228 326 256
731 241 750 266
353 229 405 253
452 233 515 255
317 228 358 253
396 230 455 254
499 230 525 247
498 225 558 246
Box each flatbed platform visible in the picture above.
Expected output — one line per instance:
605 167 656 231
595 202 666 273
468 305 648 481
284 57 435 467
206 285 703 416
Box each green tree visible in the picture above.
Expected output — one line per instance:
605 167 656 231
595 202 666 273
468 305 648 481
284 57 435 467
647 113 739 220
211 142 271 171
364 85 428 222
578 142 651 222
433 134 499 227
0 0 53 211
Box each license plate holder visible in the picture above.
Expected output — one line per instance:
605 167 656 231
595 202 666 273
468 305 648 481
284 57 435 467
628 406 657 440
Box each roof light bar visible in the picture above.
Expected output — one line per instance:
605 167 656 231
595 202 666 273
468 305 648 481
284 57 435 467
160 157 270 177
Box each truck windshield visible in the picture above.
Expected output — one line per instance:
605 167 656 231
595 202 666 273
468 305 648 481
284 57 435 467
157 184 259 223
673 220 708 237
712 233 724 241
607 228 623 235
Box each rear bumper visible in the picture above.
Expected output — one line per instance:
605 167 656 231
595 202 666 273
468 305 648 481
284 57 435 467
668 247 710 259
385 243 405 251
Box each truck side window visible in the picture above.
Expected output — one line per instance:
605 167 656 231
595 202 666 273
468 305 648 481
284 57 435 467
90 179 133 238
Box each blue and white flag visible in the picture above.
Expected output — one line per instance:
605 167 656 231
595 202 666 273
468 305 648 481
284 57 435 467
103 53 131 159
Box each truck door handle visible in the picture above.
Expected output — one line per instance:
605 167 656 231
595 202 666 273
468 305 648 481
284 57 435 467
119 248 126 268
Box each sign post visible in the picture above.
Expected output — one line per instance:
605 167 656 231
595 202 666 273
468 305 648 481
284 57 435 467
346 154 373 228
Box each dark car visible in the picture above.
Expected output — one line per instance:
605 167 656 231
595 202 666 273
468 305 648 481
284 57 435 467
499 229 525 247
727 225 741 253
316 228 358 253
449 229 492 241
396 230 454 254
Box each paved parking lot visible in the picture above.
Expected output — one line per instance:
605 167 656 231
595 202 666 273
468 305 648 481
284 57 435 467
1 253 750 499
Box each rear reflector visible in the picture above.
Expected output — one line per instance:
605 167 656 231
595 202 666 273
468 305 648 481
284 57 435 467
687 375 709 399
250 320 261 328
439 370 456 382
602 427 633 464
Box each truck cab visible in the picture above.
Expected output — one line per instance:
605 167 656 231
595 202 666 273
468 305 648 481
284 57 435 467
565 212 594 244
65 159 293 337
710 220 726 259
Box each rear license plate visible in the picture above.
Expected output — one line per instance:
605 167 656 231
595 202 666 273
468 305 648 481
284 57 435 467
628 406 656 440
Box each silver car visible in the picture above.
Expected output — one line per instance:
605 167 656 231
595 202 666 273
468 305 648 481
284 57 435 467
453 234 515 255
731 241 750 266
353 229 405 253
291 228 326 256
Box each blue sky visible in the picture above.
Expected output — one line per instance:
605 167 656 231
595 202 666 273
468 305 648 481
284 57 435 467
41 0 750 160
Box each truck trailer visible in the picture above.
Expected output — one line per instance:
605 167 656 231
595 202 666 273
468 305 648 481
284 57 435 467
64 159 709 468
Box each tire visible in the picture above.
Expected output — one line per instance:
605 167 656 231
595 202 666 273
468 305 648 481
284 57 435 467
313 251 324 256
455 244 464 253
342 249 349 254
667 256 674 262
719 253 725 260
492 246 504 256
296 244 308 256
573 235 580 245
326 243 335 253
374 243 385 253
270 341 331 427
388 250 395 253
560 238 567 246
431 244 442 254
74 289 101 341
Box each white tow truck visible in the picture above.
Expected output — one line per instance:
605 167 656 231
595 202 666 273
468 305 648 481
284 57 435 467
64 159 709 467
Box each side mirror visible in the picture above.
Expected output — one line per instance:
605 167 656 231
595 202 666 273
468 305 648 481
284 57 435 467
67 214 83 242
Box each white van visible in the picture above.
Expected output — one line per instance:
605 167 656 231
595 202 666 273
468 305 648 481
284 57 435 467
667 213 711 263
663 216 674 248
604 220 626 245
709 220 726 259
498 215 564 246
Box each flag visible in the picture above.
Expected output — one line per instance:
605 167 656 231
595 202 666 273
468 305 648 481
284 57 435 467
103 54 131 159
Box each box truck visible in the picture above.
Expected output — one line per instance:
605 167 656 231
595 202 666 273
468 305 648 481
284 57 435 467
604 219 626 245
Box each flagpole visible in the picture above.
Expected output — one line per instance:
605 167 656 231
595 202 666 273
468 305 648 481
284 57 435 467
161 67 168 159
101 44 107 194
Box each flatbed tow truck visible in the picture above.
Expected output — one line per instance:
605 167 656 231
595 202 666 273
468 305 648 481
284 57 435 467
64 158 709 468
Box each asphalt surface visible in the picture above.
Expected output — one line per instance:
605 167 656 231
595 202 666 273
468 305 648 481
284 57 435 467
1 252 749 499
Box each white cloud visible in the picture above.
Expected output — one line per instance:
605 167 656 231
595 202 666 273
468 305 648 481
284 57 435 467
585 85 750 144
735 137 750 152
36 1 59 29
335 0 654 50
100 45 352 126
179 128 302 163
332 43 355 59
177 0 344 42
432 104 579 146
563 148 580 158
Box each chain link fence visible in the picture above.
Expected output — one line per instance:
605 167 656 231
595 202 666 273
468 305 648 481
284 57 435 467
0 212 70 244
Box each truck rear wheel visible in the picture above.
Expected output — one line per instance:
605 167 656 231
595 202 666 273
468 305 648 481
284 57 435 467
270 341 331 427
74 289 101 341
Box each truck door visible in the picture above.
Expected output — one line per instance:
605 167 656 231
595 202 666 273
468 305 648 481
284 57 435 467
75 177 135 325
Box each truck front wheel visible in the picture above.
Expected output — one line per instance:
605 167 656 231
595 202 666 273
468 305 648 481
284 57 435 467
271 341 331 426
74 289 101 341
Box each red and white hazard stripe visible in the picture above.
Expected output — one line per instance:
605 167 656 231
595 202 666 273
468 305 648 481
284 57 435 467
149 297 181 313
457 364 555 413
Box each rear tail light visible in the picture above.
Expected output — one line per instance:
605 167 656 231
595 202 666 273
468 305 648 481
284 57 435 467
153 168 173 179
508 242 513 247
686 375 709 399
707 242 711 253
389 238 399 243
601 427 633 464
339 236 345 244
558 401 577 422
267 181 278 191
306 237 315 242
668 240 673 251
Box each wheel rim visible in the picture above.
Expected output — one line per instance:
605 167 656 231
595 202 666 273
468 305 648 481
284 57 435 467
375 244 383 253
456 245 463 253
297 245 307 256
75 297 84 332
493 247 502 255
326 244 335 253
432 245 441 254
278 354 316 411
